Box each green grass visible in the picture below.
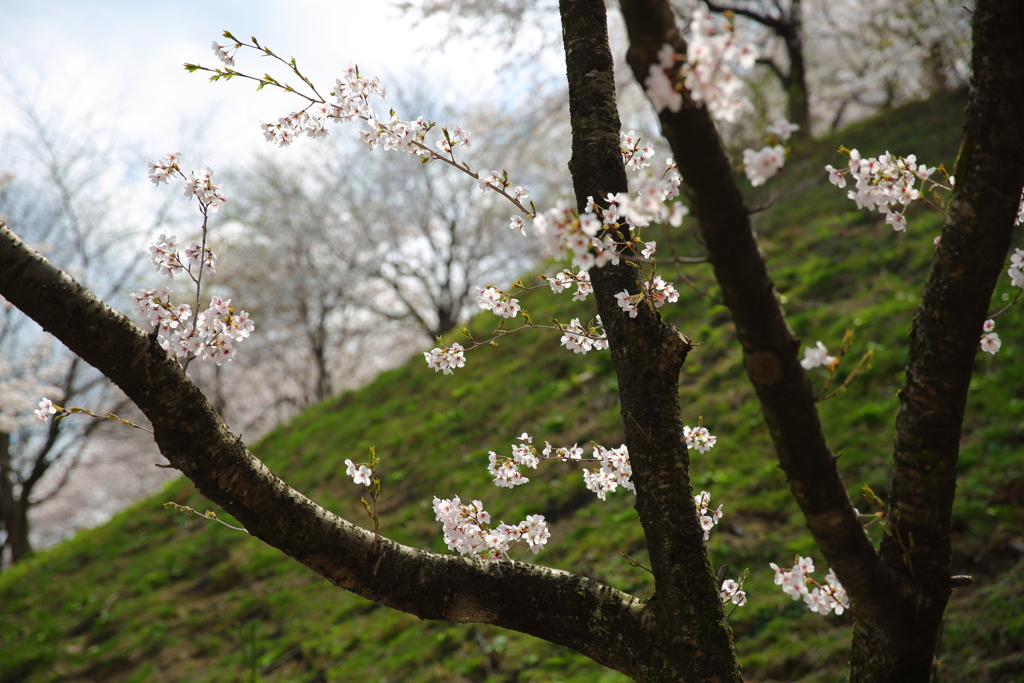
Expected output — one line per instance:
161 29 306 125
2 89 1023 683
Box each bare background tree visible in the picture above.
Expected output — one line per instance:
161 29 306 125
401 0 973 136
0 102 160 567
201 85 569 433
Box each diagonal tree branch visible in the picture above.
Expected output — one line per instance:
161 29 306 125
0 220 647 675
617 0 897 621
878 0 1024 649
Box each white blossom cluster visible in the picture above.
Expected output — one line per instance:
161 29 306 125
559 317 608 355
344 458 372 486
694 490 724 541
432 495 550 560
1007 247 1024 292
980 318 1001 356
615 275 680 319
148 153 225 213
259 63 385 147
644 11 756 122
770 556 850 616
532 176 683 272
149 233 216 278
545 269 593 302
684 425 717 454
131 288 253 366
426 140 688 375
620 130 655 171
743 146 786 188
582 444 634 500
476 286 521 319
743 119 799 187
423 343 466 375
800 341 836 370
826 149 937 232
485 433 633 500
486 428 717 506
720 578 747 607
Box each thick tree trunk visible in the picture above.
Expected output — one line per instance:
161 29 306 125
559 1 742 680
621 0 1024 681
1 444 34 566
0 432 34 564
781 1 810 136
851 1 1024 680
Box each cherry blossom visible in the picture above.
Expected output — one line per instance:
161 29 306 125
149 233 185 278
682 12 756 122
184 168 226 213
1008 266 1024 289
694 490 724 540
147 152 181 186
211 41 235 67
770 556 849 616
766 118 800 142
620 130 656 170
743 145 786 187
560 318 608 355
423 343 466 375
616 291 640 318
980 333 1001 355
34 397 57 422
720 578 747 607
826 149 946 230
432 496 550 560
800 341 835 370
345 458 373 486
684 425 717 454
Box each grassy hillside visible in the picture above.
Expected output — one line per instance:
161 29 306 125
2 89 1022 683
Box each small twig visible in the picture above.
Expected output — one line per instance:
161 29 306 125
619 551 654 574
862 486 915 578
48 404 154 433
164 502 250 534
748 192 783 214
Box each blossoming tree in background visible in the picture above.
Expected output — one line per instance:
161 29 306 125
0 1 1022 682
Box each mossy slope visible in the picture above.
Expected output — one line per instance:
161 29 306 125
2 89 1022 683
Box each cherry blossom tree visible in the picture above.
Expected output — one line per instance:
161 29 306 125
0 106 147 566
0 1 1022 682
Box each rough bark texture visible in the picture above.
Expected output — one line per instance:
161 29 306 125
855 0 1024 680
620 0 1024 681
559 1 743 681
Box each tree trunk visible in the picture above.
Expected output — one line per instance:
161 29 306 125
850 1 1024 680
0 432 33 565
560 1 743 680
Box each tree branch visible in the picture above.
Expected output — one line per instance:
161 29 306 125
0 220 646 674
703 0 788 33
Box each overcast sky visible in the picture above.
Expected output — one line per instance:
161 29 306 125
0 1 559 176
